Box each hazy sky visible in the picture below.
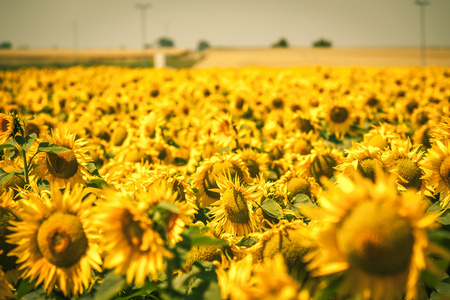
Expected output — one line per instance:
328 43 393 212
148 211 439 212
1 0 450 50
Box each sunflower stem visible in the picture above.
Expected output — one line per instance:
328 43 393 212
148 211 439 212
21 149 29 185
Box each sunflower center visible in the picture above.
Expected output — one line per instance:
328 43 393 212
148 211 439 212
25 122 40 137
287 178 311 199
357 158 384 182
330 106 349 124
222 188 250 224
310 154 337 184
46 150 79 179
396 158 422 190
0 207 18 270
262 227 316 280
122 210 144 250
0 118 9 133
337 201 414 276
439 156 450 187
204 162 242 199
37 212 88 268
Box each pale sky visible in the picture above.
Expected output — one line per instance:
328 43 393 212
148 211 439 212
1 0 449 50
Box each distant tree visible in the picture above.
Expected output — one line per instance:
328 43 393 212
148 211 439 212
158 37 174 48
197 40 210 51
272 38 289 48
312 38 332 48
0 41 12 49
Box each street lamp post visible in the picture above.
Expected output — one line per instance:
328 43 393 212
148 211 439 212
415 0 430 67
135 3 151 67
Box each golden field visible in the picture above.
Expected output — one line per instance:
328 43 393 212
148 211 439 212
0 65 450 300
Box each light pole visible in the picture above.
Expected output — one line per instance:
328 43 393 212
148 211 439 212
415 0 430 67
135 3 151 67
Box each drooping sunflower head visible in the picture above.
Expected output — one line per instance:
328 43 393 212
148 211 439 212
211 113 238 149
7 185 102 297
236 148 270 179
304 173 440 300
256 220 318 282
192 153 251 208
298 141 343 185
32 128 94 188
429 116 450 143
420 138 450 207
0 113 16 145
208 171 260 236
361 124 398 150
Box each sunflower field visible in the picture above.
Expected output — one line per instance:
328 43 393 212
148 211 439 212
1 65 450 300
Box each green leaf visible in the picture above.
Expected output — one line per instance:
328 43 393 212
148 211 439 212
87 179 110 189
179 226 227 249
439 209 450 225
15 133 37 152
86 162 101 176
15 278 38 299
235 236 258 248
261 197 283 219
20 115 35 124
37 142 69 154
173 157 188 166
437 281 450 295
20 289 48 300
0 139 16 151
292 194 314 207
192 188 199 194
0 171 16 186
94 272 126 300
116 281 157 299
158 201 181 214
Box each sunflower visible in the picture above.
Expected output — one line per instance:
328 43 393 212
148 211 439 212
216 254 304 300
335 143 389 183
0 157 25 197
32 129 94 188
323 99 355 139
236 148 270 180
0 113 15 145
383 139 429 193
297 140 343 186
430 116 450 143
96 188 173 286
211 113 238 150
253 220 318 283
420 138 450 207
276 169 320 204
208 171 261 236
7 185 102 297
191 152 251 208
304 173 442 300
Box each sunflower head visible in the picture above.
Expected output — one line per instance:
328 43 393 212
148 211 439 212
337 201 414 276
0 113 17 144
259 221 317 281
286 178 312 199
356 157 385 182
46 151 79 179
395 158 423 190
37 211 89 268
309 154 337 184
0 190 19 273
